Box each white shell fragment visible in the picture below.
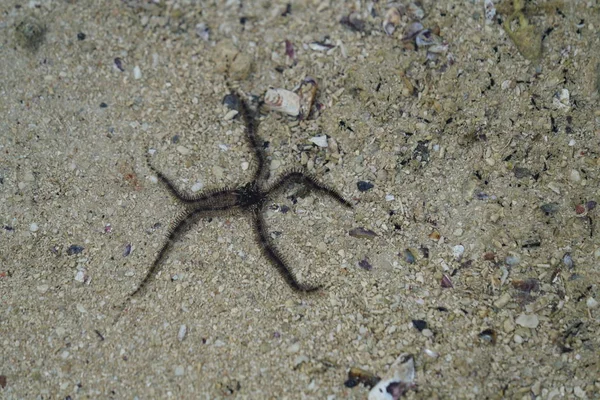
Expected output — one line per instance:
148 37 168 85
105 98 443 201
452 244 465 260
309 135 328 148
552 88 571 111
516 313 540 329
264 88 300 117
133 65 142 80
369 353 416 400
178 324 187 341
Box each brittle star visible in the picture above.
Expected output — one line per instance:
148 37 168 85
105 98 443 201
115 82 353 322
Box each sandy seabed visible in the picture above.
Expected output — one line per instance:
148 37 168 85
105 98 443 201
1 1 599 399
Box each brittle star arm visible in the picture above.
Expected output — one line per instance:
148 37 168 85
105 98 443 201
230 90 271 186
146 152 237 205
252 206 321 292
265 169 354 209
114 204 235 323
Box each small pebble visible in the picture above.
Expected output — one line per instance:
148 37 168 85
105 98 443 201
513 334 524 344
177 145 191 155
515 313 539 329
494 292 511 308
212 165 224 178
174 366 185 376
412 320 427 331
452 244 464 260
562 253 574 269
385 194 395 202
133 65 142 80
37 284 49 293
570 169 581 182
222 93 240 111
540 202 559 214
316 242 327 253
29 223 39 232
573 386 586 399
241 162 249 171
402 249 415 264
287 343 300 353
191 182 204 192
358 258 372 270
178 325 187 341
77 32 86 40
424 348 439 358
422 329 434 338
0 375 6 389
224 109 238 120
99 102 108 108
356 181 374 192
74 270 86 283
123 243 132 257
503 318 515 333
114 57 124 72
505 254 520 266
195 22 210 41
76 303 87 313
586 297 598 309
294 355 309 368
67 245 84 256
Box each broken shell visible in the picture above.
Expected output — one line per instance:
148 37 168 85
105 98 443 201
349 227 378 239
415 29 441 48
478 328 497 345
308 135 328 147
345 367 381 388
309 41 335 52
383 7 401 35
264 88 300 117
403 22 424 41
296 77 318 120
368 353 416 400
406 2 425 20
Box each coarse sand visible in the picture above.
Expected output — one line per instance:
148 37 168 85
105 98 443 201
1 0 599 398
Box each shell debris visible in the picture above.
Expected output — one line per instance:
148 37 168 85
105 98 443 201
383 7 401 36
264 77 318 119
264 88 300 117
296 77 318 120
368 353 416 400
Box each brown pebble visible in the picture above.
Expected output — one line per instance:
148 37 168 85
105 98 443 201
575 204 585 214
512 278 539 293
429 230 441 240
0 375 6 388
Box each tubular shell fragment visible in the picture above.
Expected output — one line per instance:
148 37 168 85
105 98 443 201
264 88 301 116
